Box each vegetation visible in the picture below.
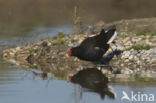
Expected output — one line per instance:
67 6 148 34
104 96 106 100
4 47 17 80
126 45 151 51
120 33 129 37
58 31 65 37
47 31 66 45
49 38 65 45
136 30 148 36
71 39 76 43
28 48 35 53
135 77 156 82
136 30 156 36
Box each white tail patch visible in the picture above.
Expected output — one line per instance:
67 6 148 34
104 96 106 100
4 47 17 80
107 31 117 44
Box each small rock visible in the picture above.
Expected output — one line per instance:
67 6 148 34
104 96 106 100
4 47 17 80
125 41 132 46
3 53 8 57
121 63 124 67
128 55 133 60
15 47 21 52
137 53 141 57
121 68 133 75
131 50 137 55
122 51 131 59
9 52 15 57
47 42 52 46
125 59 129 62
117 45 125 51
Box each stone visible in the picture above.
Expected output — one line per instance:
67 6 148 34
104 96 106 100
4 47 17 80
122 51 131 59
125 59 129 62
47 42 52 46
15 47 21 52
116 45 125 51
9 52 15 57
129 55 133 60
131 50 138 55
125 41 132 46
121 63 124 67
137 53 141 57
3 53 8 57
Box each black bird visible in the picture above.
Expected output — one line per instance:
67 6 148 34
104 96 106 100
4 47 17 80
69 68 116 99
68 26 117 62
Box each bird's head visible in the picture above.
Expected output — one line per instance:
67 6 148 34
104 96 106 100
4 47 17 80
68 44 80 57
68 47 78 56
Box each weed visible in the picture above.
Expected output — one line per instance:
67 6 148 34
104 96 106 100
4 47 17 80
136 30 147 36
136 30 156 36
120 33 129 37
71 39 76 43
135 77 156 82
28 48 35 53
58 31 65 38
49 38 65 45
126 45 151 51
150 32 156 36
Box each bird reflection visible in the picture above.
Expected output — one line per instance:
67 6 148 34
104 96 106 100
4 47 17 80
69 68 116 99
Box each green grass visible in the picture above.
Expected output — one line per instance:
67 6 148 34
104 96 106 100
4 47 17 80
150 32 156 36
71 39 76 43
48 38 65 45
135 77 156 82
136 30 147 36
126 45 151 51
28 48 35 53
136 30 156 36
120 33 129 37
58 31 65 38
134 74 156 82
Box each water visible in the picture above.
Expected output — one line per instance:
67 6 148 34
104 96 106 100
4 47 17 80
0 59 156 103
0 25 74 49
0 0 156 103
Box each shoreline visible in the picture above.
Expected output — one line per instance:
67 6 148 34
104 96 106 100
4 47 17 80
2 18 156 82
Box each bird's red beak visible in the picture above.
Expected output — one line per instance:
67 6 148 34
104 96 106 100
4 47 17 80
68 49 72 56
68 76 72 82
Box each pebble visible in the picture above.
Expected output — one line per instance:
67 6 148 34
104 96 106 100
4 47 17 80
131 50 138 55
125 41 132 46
9 52 15 57
47 42 52 46
15 47 21 52
137 53 141 57
128 55 133 60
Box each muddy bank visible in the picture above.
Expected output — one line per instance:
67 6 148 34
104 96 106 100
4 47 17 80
2 18 156 82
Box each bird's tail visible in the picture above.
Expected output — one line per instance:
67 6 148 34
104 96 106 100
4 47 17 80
99 29 105 35
105 25 117 44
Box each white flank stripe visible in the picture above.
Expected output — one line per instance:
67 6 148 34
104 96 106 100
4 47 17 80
107 31 117 44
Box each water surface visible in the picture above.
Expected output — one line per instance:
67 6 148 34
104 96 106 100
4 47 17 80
0 59 156 103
